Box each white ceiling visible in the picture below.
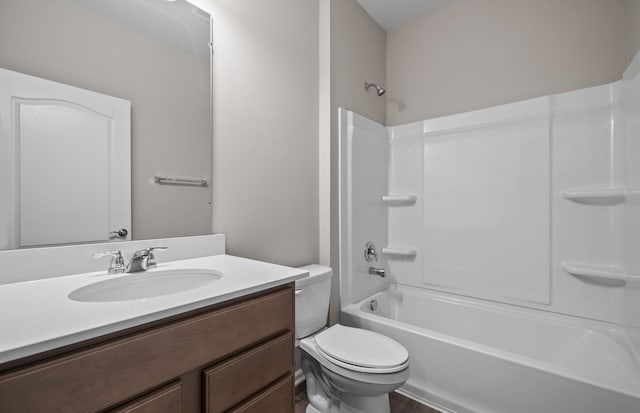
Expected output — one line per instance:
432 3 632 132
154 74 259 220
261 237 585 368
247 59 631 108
355 0 451 31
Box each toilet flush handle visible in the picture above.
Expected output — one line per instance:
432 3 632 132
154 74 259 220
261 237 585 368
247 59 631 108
295 289 303 296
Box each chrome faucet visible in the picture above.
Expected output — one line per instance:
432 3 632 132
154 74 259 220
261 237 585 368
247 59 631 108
368 267 386 278
93 250 126 274
126 247 168 273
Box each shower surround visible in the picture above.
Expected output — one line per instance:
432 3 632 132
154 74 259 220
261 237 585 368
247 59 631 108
338 54 640 412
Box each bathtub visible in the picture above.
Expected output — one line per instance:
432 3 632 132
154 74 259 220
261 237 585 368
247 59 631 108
341 285 640 413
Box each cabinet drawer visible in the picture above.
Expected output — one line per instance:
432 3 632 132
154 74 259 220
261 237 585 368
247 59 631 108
204 332 292 413
110 382 182 413
229 375 293 413
0 287 293 413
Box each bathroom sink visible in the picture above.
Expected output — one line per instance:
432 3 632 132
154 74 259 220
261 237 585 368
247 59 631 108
68 269 222 302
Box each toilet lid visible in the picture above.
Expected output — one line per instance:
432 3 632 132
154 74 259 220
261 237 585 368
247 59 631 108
314 324 408 371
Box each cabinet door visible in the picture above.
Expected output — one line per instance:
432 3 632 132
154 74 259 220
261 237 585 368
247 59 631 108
109 382 182 413
204 333 292 412
229 376 293 413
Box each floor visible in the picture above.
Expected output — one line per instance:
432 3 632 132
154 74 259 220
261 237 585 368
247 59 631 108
294 387 439 413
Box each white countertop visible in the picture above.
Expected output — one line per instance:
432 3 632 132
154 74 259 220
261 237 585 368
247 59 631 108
0 254 308 364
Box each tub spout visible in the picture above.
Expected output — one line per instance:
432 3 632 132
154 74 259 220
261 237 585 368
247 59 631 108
369 267 386 277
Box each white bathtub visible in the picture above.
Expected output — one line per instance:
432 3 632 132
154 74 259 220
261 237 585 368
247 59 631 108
341 285 640 413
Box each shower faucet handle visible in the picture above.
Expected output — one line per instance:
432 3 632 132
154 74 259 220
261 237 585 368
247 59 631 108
364 241 378 262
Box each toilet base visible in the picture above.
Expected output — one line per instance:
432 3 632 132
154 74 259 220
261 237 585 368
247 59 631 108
300 333 408 413
340 393 390 413
306 404 323 413
305 393 390 413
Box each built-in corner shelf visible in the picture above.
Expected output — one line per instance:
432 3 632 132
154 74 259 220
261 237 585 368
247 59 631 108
382 194 418 206
382 246 417 258
561 261 629 287
560 188 640 206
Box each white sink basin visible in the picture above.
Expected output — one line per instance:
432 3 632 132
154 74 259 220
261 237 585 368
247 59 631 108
68 269 222 302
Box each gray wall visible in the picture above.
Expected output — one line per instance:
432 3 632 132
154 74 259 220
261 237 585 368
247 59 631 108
386 0 632 125
627 0 640 61
329 0 387 323
201 0 320 266
0 0 212 241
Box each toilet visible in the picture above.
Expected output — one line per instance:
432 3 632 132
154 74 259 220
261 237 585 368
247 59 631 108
296 265 410 413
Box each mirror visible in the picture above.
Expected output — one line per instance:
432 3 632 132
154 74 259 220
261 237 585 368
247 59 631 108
0 0 213 251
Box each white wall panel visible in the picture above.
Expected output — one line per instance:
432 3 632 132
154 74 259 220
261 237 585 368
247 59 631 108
622 54 640 334
551 101 625 322
387 123 423 284
339 109 388 304
422 118 551 304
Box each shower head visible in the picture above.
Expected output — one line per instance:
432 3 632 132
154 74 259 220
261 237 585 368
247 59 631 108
365 82 386 96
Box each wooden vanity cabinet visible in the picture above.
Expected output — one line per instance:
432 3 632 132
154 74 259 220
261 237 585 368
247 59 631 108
110 382 183 413
203 332 293 412
228 376 293 413
0 284 295 413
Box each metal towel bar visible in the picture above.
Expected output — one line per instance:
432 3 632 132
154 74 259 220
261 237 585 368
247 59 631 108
153 176 208 187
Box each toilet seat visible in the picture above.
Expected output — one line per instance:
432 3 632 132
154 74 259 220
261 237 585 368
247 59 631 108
314 324 408 373
300 334 410 387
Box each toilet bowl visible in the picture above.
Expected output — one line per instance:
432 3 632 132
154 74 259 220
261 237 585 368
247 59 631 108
296 265 410 413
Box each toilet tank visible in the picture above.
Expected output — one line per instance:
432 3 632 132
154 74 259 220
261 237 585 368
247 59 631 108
295 264 332 339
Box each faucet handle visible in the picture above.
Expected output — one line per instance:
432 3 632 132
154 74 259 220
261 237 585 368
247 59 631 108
93 250 125 274
145 246 168 267
364 241 378 262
